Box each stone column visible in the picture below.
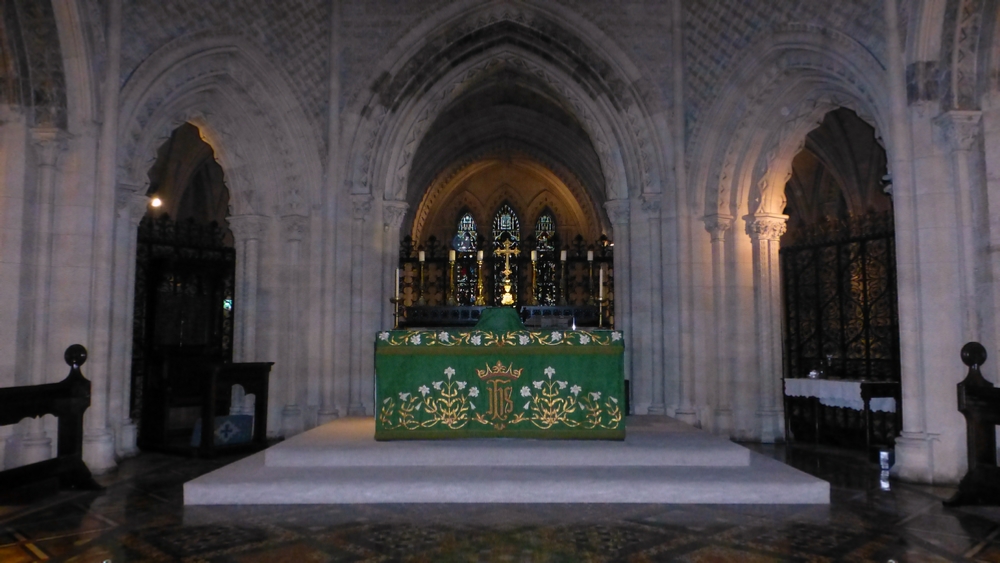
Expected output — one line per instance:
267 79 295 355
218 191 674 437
604 200 632 409
348 195 373 416
110 188 147 457
643 195 666 415
382 201 409 329
745 213 787 442
280 214 308 436
935 111 984 342
228 215 269 362
20 128 66 465
706 214 733 435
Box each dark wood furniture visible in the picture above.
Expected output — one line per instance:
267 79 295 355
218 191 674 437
945 342 1000 506
138 356 272 457
0 345 101 502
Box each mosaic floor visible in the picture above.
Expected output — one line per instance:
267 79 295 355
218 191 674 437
1 443 998 562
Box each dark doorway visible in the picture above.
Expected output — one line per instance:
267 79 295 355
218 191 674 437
132 123 235 452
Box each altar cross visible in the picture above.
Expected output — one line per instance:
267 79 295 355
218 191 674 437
495 240 520 306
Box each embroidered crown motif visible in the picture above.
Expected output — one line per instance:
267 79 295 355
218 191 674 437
476 361 523 381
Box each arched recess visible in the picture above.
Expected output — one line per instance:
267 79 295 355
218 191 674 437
340 0 669 415
690 25 893 441
115 32 323 436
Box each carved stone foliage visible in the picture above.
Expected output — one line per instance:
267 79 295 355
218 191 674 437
604 200 630 226
382 200 408 231
281 214 308 242
704 214 733 242
227 214 269 242
121 0 328 146
3 0 67 127
351 194 373 221
935 110 983 152
745 214 788 242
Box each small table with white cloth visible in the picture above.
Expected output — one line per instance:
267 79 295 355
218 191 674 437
783 378 901 454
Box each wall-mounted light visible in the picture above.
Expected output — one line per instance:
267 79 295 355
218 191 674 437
150 196 163 208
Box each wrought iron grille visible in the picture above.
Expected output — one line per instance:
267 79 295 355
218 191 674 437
781 212 900 383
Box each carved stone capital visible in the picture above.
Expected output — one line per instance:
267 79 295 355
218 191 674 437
116 185 149 228
744 214 788 242
935 110 982 152
704 214 734 242
281 214 309 242
30 127 68 168
228 214 269 242
604 199 630 225
640 194 662 215
352 194 374 221
383 200 409 231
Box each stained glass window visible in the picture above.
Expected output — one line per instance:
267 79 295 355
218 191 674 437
492 204 521 306
534 211 557 305
454 212 478 253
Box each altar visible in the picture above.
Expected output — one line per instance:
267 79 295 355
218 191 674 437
374 308 625 440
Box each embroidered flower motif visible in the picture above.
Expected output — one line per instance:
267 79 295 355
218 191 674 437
579 334 591 345
469 387 479 397
418 385 430 396
590 391 602 400
409 334 422 345
415 403 421 411
432 381 444 391
533 380 544 389
570 385 582 396
470 402 476 410
557 381 568 389
438 332 450 342
457 381 467 390
544 366 556 378
612 331 622 341
519 334 530 345
520 386 532 397
379 332 390 341
610 397 618 404
471 335 482 346
444 367 455 377
550 331 562 342
398 392 410 400
523 401 531 410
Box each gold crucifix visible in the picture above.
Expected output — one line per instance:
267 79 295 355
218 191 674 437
495 239 521 305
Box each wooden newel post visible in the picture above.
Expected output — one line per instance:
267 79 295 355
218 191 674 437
945 341 1000 506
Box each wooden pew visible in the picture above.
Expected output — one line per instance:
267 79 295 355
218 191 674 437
0 345 101 501
945 342 1000 506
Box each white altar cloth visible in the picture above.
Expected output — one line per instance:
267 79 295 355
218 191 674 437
784 379 896 412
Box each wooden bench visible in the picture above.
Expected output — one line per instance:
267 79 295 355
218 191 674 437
0 345 101 502
945 342 1000 506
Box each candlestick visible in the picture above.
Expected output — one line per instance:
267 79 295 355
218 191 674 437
599 266 604 300
395 267 400 300
560 250 567 261
587 250 594 262
448 249 456 261
530 250 537 262
477 250 484 261
418 250 425 262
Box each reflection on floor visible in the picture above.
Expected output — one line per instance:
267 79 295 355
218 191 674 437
1 442 998 562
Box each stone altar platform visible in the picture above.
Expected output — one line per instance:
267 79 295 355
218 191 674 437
184 417 829 504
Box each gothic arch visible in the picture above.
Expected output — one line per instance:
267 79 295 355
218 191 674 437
343 0 668 206
117 32 322 216
689 25 891 218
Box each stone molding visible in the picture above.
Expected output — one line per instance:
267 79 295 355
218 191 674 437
30 127 68 167
228 215 269 242
934 110 983 152
640 194 662 216
744 214 788 242
280 214 309 242
604 200 631 226
115 187 150 228
351 194 374 221
704 214 734 242
382 200 409 231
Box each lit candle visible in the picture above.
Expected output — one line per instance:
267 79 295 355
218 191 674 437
477 250 484 261
560 250 567 261
599 267 604 300
448 249 456 262
530 250 537 262
418 250 425 262
394 267 400 299
587 250 594 262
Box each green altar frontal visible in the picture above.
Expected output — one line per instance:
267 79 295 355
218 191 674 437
375 308 625 440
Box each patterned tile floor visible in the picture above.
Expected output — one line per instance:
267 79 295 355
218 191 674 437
1 443 998 562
